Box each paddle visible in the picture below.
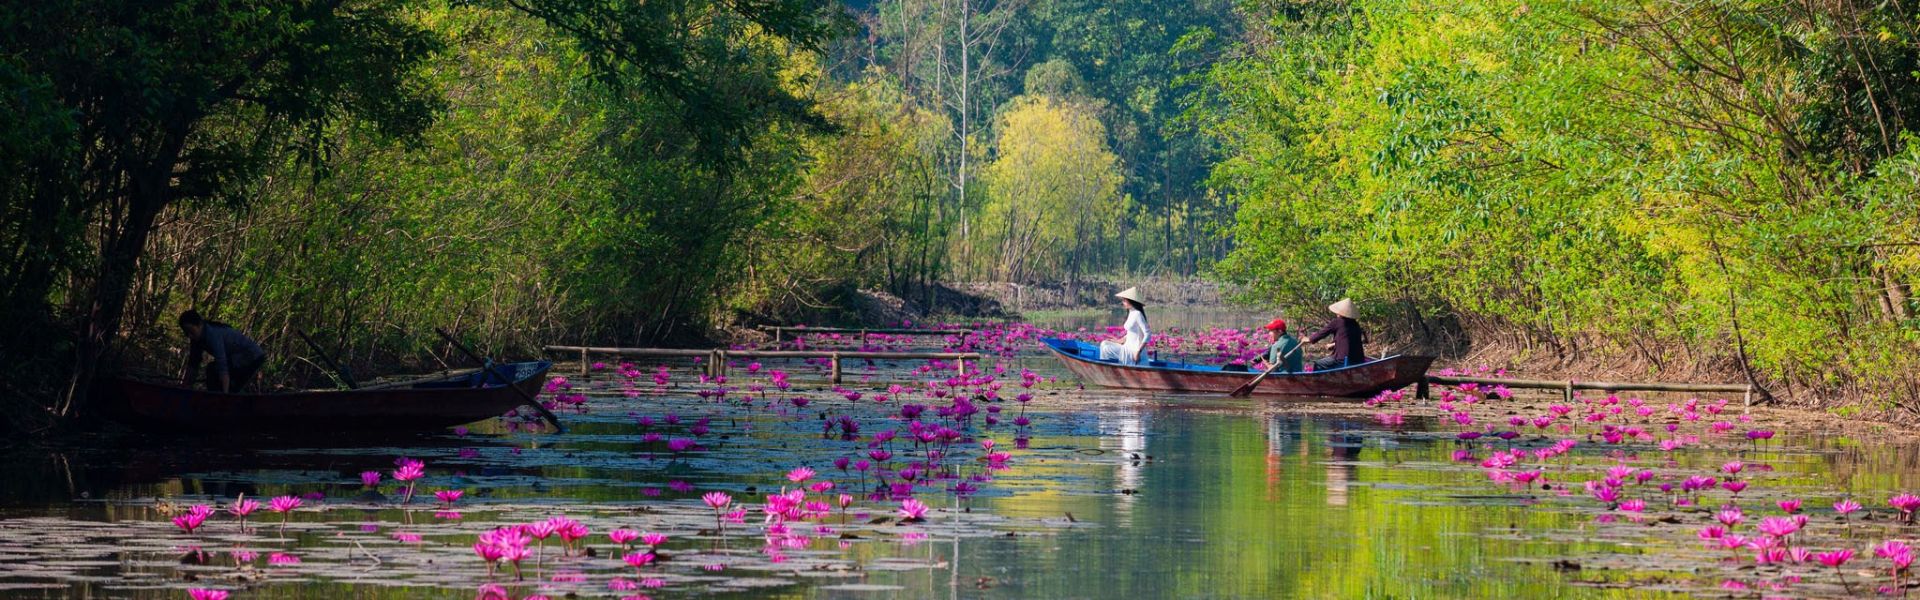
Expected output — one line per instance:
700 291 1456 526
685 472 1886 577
1229 341 1306 398
295 328 357 389
433 327 566 433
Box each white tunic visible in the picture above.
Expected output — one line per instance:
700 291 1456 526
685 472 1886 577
1098 309 1150 363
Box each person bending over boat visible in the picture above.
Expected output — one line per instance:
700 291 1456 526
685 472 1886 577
179 310 266 393
1305 298 1366 371
1258 318 1304 373
1098 287 1151 364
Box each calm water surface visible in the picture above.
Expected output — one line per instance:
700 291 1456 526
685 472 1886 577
0 310 1915 598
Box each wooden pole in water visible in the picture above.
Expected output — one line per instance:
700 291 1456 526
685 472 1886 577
830 352 842 384
579 348 589 376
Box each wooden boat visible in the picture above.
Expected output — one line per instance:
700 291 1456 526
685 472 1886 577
100 361 552 432
1041 338 1433 398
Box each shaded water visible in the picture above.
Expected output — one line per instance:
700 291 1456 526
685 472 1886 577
1 310 1917 598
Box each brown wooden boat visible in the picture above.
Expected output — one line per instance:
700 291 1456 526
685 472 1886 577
1042 338 1432 398
100 361 551 432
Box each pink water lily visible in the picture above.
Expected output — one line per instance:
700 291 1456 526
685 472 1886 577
434 489 463 505
1891 493 1920 522
187 589 229 600
269 495 301 524
898 498 929 522
622 551 656 569
227 497 261 520
1835 499 1863 516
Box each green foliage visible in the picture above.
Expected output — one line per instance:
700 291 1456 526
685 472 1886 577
976 95 1125 281
1197 0 1920 403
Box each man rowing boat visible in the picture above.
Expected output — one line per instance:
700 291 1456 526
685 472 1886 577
1256 318 1303 373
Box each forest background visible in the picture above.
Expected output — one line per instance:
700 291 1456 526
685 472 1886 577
4 0 1919 431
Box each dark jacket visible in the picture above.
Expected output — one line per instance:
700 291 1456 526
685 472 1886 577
190 323 266 374
1306 317 1366 363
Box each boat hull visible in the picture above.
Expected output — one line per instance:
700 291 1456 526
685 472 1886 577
101 361 551 432
1042 338 1431 399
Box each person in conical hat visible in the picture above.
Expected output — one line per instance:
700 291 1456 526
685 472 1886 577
1304 297 1367 371
1098 287 1151 364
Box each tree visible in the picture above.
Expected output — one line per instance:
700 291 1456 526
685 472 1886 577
979 95 1124 282
0 0 847 427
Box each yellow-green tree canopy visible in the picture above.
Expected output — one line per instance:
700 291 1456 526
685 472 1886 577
979 95 1124 282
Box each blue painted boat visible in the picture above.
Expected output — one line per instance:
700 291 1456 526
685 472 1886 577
1041 338 1432 398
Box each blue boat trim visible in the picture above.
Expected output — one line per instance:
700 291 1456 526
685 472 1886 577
1040 337 1395 375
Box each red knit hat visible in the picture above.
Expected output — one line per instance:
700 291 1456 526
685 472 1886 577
1262 318 1287 332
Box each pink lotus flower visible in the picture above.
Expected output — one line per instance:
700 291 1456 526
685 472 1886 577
269 495 301 522
187 589 229 600
1816 548 1855 568
268 552 300 565
609 529 640 546
1757 516 1800 538
393 459 425 482
173 511 207 534
703 491 733 509
360 470 382 488
1891 493 1920 522
1721 480 1748 495
1715 509 1744 527
1876 540 1914 570
1777 499 1801 514
898 498 930 521
1618 499 1646 512
434 489 463 504
1720 461 1743 475
786 467 816 483
622 551 656 569
228 498 261 519
1835 499 1863 516
641 532 667 547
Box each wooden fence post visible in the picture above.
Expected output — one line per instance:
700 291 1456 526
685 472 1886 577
830 352 842 384
579 348 589 376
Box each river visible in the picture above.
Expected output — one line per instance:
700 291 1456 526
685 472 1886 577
1 311 1916 598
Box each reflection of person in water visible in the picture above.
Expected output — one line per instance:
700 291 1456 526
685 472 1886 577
1324 429 1364 507
1265 415 1303 501
1098 409 1148 525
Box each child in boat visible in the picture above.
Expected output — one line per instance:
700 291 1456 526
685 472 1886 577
1097 287 1150 364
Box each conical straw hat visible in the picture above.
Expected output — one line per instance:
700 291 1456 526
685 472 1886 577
1114 287 1144 304
1328 298 1356 318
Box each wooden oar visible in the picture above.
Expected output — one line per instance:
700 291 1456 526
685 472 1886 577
434 327 566 433
295 328 357 389
1229 342 1305 398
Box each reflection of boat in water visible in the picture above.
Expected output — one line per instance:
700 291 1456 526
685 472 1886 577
100 361 551 433
1041 338 1433 398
